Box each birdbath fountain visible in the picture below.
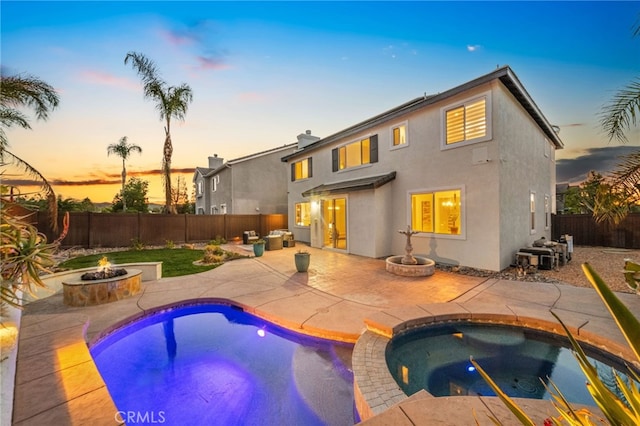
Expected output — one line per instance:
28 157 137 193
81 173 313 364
385 226 435 277
63 256 142 307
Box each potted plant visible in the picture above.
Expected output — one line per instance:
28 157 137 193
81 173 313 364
252 239 265 257
294 250 311 272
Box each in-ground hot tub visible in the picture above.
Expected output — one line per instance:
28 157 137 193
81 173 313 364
385 322 639 405
63 269 142 307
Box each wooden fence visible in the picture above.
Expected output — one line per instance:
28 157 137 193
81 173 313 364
551 213 640 249
35 212 288 248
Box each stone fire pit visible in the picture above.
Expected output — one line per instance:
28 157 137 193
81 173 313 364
63 269 142 307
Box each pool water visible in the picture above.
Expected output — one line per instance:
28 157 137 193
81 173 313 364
386 323 638 405
91 304 354 425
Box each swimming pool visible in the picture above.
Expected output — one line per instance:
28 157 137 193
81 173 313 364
91 304 354 425
386 322 638 405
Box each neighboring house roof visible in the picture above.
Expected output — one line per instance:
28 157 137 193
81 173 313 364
228 143 297 166
301 171 397 197
193 143 297 181
282 65 562 162
193 166 218 181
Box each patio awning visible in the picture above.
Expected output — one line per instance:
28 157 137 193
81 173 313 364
301 171 396 197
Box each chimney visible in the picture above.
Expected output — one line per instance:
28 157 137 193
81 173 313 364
208 154 224 169
296 130 320 149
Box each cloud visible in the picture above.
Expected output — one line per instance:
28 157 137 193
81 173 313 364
467 44 482 52
556 145 640 183
193 55 230 71
79 70 139 91
159 20 229 74
236 92 265 103
3 168 196 188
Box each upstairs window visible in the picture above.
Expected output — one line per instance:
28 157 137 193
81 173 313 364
391 122 408 148
332 135 378 171
442 93 491 148
197 181 203 197
291 158 312 181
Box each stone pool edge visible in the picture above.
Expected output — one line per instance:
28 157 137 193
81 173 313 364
352 303 636 424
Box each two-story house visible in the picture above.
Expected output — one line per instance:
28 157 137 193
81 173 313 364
193 143 298 215
282 66 563 271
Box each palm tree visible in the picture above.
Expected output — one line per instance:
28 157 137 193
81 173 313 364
595 19 640 225
0 71 60 231
124 52 193 214
107 136 142 212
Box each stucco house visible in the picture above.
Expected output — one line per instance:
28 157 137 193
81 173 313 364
193 143 298 215
281 66 563 271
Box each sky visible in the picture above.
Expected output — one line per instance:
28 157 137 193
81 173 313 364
2 1 639 204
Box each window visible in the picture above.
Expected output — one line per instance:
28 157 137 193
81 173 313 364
295 202 311 226
291 158 312 181
442 93 491 148
544 194 550 230
391 122 407 148
530 191 536 233
410 188 462 235
197 181 203 197
212 175 219 192
332 135 378 171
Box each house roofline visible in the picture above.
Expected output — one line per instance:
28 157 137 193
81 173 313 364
228 142 297 165
281 66 563 162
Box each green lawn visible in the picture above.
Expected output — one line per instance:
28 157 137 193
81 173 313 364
57 248 246 277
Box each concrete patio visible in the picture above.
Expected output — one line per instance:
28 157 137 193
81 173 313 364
10 244 640 425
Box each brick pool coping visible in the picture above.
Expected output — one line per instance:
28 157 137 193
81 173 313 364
353 303 636 424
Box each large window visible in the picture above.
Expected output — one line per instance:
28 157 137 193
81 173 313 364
291 158 312 181
443 94 490 146
411 189 462 235
295 202 311 226
332 135 378 171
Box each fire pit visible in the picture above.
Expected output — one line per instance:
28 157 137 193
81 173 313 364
63 257 142 307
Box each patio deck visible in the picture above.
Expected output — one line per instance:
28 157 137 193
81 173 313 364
11 244 640 425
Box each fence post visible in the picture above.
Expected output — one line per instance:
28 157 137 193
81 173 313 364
184 214 188 243
88 211 93 248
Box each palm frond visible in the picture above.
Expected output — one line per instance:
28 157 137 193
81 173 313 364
124 51 161 88
0 73 60 121
2 150 58 232
600 79 640 144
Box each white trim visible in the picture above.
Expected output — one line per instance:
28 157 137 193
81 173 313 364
440 90 492 151
389 120 409 151
406 184 466 240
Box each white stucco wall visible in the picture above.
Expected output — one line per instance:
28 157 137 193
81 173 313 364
495 82 555 269
285 76 558 271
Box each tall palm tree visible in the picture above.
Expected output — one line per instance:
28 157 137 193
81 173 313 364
595 20 640 225
124 52 193 214
107 136 142 212
0 72 60 231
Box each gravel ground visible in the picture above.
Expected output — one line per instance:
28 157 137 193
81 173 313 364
434 246 639 294
536 245 639 293
55 244 639 294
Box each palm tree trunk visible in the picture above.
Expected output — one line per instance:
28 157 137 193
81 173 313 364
121 159 127 212
163 130 176 214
